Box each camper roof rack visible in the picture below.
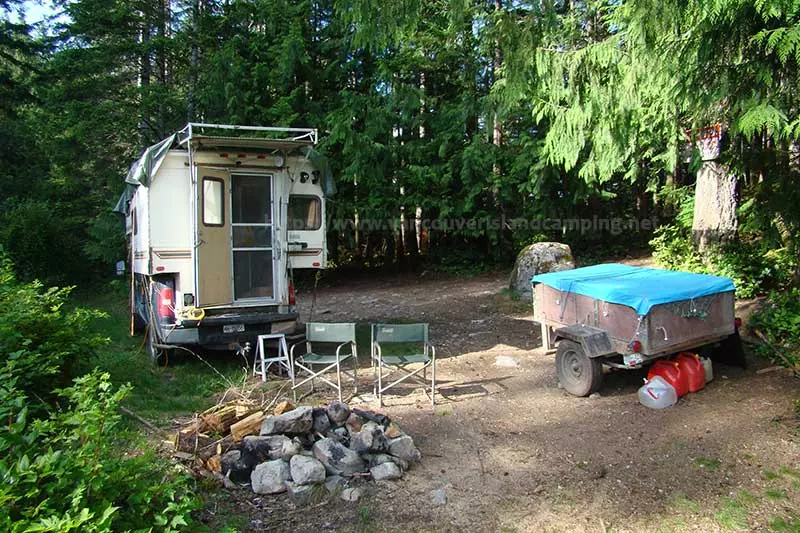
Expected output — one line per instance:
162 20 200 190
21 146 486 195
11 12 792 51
177 122 318 151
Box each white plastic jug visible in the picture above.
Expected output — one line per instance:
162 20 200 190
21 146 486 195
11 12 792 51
638 375 678 409
700 356 714 383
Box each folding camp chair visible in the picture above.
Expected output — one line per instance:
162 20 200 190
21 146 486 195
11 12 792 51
371 323 436 407
290 322 357 402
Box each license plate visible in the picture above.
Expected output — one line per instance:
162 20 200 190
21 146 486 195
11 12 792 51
223 324 245 334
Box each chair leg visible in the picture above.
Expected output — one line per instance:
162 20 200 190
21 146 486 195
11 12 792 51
431 362 435 407
352 354 359 395
377 362 384 407
336 359 342 402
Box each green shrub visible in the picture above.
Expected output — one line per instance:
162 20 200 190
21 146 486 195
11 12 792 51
650 225 795 299
749 289 800 368
0 369 198 532
0 252 107 400
0 252 198 532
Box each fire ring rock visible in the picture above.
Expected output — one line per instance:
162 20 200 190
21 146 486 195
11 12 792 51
290 455 326 485
388 434 421 463
260 406 313 435
326 401 350 426
220 449 253 483
370 461 403 481
242 435 291 463
312 437 367 476
251 460 291 495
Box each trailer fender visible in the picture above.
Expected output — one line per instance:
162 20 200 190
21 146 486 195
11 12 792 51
553 325 615 359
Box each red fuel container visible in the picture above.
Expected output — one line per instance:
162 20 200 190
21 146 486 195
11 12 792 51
675 352 705 392
647 360 689 397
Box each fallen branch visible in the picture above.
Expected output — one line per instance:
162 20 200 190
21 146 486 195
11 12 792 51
120 406 167 437
753 329 800 376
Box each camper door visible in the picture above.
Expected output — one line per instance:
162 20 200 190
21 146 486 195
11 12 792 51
196 168 277 305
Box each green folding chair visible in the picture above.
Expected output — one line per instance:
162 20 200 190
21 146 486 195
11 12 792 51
290 322 357 402
371 323 436 407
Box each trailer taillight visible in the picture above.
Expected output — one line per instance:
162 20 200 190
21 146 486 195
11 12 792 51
734 317 742 329
157 287 175 320
631 340 642 353
288 282 296 306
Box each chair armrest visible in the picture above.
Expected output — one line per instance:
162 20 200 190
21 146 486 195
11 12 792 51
428 343 436 361
289 341 303 365
335 341 353 360
373 342 382 363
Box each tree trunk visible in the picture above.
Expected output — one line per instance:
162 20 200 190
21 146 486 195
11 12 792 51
691 161 738 251
187 0 200 121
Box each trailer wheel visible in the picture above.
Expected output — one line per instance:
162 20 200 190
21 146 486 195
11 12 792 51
556 340 603 397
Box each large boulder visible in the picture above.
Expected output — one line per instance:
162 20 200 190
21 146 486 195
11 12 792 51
509 242 574 299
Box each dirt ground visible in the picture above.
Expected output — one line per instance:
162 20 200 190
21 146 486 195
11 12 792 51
205 271 800 532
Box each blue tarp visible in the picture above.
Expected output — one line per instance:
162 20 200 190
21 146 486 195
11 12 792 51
531 263 735 316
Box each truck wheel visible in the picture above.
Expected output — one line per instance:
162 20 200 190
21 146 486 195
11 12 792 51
147 326 169 366
556 340 603 397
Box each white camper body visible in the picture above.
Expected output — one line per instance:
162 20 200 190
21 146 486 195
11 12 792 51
122 123 327 359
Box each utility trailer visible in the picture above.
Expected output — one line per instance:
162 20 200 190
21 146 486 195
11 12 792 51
532 264 742 396
115 123 332 361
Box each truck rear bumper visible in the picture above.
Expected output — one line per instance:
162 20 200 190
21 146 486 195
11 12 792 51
159 311 299 349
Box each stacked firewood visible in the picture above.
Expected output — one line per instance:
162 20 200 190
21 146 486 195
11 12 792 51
172 398 295 475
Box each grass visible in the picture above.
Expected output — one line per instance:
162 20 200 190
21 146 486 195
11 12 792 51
768 516 800 532
357 504 375 533
766 488 788 500
694 457 722 472
75 282 257 423
715 492 753 530
668 491 701 513
765 469 782 481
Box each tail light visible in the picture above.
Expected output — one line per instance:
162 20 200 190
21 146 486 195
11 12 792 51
631 340 643 353
157 287 175 321
288 282 296 306
734 317 742 329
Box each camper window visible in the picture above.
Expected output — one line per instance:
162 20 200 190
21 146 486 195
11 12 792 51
203 177 224 226
288 195 321 230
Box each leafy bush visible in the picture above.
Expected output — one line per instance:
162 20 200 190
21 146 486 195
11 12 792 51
749 289 800 369
0 252 199 531
0 369 198 532
0 251 107 399
650 225 795 299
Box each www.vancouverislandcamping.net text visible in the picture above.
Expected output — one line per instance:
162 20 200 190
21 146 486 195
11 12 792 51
316 216 659 235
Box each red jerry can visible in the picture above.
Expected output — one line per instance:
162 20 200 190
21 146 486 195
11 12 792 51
675 352 705 392
647 360 689 397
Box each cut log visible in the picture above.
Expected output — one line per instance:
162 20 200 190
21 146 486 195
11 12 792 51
175 431 215 454
200 405 239 434
206 454 222 473
196 435 236 462
274 400 295 416
230 410 265 442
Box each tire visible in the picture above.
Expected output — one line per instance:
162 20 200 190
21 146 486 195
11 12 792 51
556 339 603 397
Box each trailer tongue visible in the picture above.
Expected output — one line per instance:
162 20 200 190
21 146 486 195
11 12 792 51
532 264 738 396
